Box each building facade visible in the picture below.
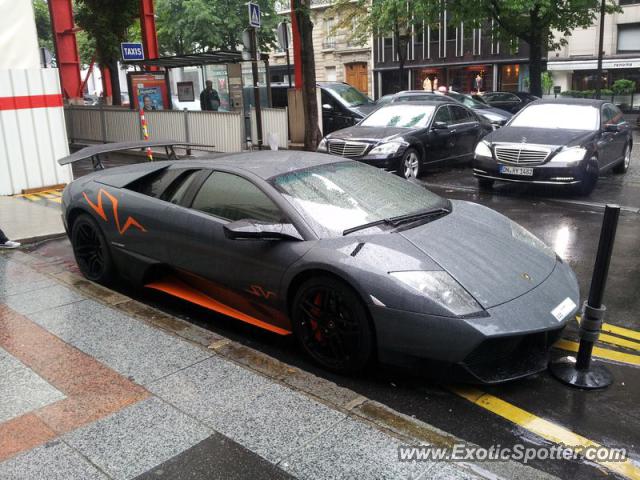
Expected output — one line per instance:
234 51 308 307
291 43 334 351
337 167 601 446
373 15 533 99
548 1 640 95
271 0 373 97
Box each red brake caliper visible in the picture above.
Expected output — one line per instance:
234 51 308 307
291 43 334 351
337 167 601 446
310 292 324 342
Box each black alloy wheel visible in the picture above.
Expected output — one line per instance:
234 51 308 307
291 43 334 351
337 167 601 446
613 143 631 174
292 276 373 373
576 157 599 196
71 214 115 284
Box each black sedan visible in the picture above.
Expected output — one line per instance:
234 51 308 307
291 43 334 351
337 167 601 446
480 91 539 114
473 99 633 195
318 101 491 179
445 91 512 128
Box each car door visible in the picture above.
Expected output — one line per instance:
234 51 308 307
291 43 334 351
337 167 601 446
426 105 457 164
321 90 352 134
165 170 311 329
599 104 625 168
605 104 628 166
448 105 482 158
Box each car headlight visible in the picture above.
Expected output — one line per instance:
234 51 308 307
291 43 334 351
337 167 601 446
389 271 483 317
370 142 402 155
549 146 586 164
317 138 328 152
510 221 555 259
474 141 492 158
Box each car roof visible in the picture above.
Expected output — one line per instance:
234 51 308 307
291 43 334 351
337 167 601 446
161 150 346 180
528 98 608 107
379 100 456 107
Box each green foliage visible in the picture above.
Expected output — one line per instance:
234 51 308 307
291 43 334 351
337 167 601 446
560 89 614 98
155 0 278 55
74 0 140 66
32 0 53 53
611 79 636 95
541 71 554 95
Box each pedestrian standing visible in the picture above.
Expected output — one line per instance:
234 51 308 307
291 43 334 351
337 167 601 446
200 80 221 111
0 228 20 249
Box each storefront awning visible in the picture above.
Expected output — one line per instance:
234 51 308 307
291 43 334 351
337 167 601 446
548 57 640 71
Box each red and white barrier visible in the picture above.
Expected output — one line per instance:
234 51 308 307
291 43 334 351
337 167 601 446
0 69 72 195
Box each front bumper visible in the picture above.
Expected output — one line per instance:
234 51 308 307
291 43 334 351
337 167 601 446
371 260 579 383
473 155 585 185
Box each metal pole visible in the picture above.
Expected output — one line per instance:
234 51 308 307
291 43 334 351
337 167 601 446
595 0 606 100
250 27 264 150
183 108 191 156
550 205 619 389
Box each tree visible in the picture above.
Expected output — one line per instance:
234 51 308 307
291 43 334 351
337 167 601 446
74 0 139 105
293 0 321 150
331 0 439 92
155 0 278 55
32 0 54 54
448 1 621 97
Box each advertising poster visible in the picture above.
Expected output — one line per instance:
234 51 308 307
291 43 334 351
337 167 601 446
177 81 195 102
128 72 169 110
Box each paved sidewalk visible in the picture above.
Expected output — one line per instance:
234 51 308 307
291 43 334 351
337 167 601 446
0 196 65 243
0 250 488 480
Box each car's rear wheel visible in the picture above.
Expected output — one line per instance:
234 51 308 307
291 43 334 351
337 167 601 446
613 143 631 174
71 214 115 284
576 157 599 196
398 148 421 180
292 276 373 374
477 177 494 190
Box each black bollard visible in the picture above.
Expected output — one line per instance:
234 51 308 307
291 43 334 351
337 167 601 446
549 204 620 389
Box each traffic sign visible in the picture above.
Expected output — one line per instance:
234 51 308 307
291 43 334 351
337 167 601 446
121 43 144 61
248 2 261 28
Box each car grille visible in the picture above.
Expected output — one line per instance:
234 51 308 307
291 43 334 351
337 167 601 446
328 140 369 158
494 144 550 165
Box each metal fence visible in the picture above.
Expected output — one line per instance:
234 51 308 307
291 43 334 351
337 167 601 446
64 106 289 153
250 107 289 149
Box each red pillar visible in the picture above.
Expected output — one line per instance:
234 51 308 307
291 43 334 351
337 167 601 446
290 0 303 89
140 0 159 69
101 65 113 102
48 0 82 101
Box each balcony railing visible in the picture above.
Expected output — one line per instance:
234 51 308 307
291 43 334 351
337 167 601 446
322 39 337 50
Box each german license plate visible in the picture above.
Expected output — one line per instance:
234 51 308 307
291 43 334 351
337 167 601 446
499 165 533 176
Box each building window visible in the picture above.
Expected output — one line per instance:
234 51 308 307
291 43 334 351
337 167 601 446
620 0 640 5
323 17 336 49
325 66 337 82
618 23 640 53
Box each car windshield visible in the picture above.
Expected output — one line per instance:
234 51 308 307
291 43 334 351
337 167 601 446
360 104 436 128
447 92 486 109
271 162 447 238
509 104 599 130
325 83 372 107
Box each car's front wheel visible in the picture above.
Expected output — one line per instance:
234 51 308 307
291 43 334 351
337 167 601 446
71 213 116 284
613 143 631 174
292 276 374 374
576 157 599 196
398 148 421 180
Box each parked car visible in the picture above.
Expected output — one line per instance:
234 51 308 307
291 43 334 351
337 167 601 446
481 91 539 113
473 99 633 195
60 144 579 382
271 82 377 134
318 101 491 179
445 91 513 128
376 90 451 104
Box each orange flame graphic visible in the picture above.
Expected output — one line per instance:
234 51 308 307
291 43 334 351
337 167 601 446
83 189 147 235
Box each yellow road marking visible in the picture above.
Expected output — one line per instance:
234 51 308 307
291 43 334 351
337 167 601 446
450 386 640 480
554 339 640 366
21 194 41 201
50 197 62 204
576 316 640 342
598 332 640 351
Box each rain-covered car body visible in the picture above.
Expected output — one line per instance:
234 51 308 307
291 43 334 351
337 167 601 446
60 149 579 383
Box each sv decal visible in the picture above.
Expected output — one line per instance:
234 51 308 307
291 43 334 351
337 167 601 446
83 189 147 235
246 285 276 300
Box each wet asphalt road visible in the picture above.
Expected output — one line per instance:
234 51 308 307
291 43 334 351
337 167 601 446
38 134 640 479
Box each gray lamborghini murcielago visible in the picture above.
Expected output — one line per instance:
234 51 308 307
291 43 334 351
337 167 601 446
59 143 579 383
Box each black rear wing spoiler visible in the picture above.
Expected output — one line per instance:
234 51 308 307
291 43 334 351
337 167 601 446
58 140 214 169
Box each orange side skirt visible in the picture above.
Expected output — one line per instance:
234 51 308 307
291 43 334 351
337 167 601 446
145 277 292 336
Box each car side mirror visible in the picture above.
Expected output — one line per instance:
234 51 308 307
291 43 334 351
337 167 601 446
322 103 334 111
604 123 620 133
223 219 303 241
432 121 449 130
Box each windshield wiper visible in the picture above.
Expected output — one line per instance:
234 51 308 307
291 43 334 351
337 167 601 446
343 207 450 236
387 207 450 227
343 218 395 236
